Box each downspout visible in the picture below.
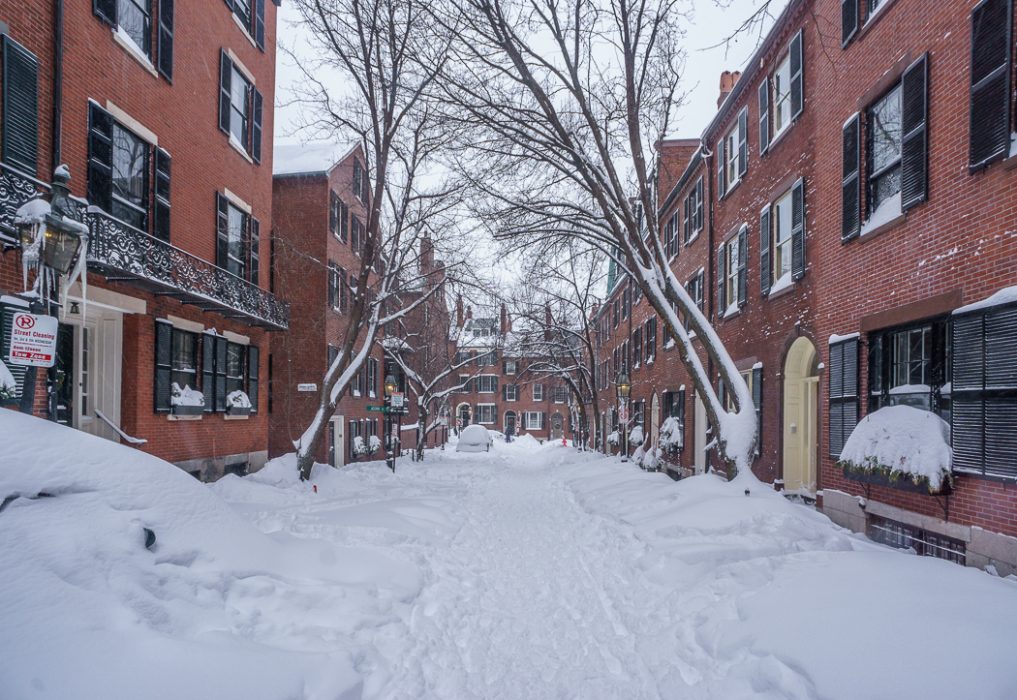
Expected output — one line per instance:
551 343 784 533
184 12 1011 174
703 139 717 469
52 0 63 168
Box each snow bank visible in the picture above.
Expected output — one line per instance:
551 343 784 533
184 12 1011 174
839 405 952 490
0 411 418 700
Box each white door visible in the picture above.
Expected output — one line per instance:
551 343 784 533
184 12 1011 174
693 392 708 474
650 393 660 447
76 309 123 442
332 416 346 467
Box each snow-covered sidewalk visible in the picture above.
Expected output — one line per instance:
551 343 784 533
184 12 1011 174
2 412 1017 699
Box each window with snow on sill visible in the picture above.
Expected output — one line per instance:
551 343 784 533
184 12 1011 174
768 271 793 296
170 383 205 407
838 405 952 491
723 302 739 318
860 191 902 237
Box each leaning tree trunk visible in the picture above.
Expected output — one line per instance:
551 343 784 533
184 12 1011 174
416 403 428 461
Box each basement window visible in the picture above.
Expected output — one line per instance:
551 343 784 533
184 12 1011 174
867 515 965 565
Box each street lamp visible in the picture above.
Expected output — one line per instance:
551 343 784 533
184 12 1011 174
384 374 398 396
16 166 87 277
383 374 398 472
617 372 630 462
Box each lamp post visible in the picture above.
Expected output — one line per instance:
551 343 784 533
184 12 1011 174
616 372 630 462
13 166 87 419
384 373 398 472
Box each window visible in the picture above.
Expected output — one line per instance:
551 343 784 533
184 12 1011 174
684 270 705 331
218 51 263 163
868 320 950 418
664 211 679 259
215 193 260 283
843 55 927 239
612 299 619 328
226 204 246 277
773 191 793 282
828 336 859 457
761 180 805 294
350 364 363 396
622 284 630 320
951 302 1017 478
351 215 362 253
476 375 498 393
868 515 966 565
155 323 257 413
717 108 747 196
328 263 341 310
170 327 198 396
533 383 544 401
645 318 656 362
632 328 643 368
525 411 544 430
329 192 345 239
683 177 704 243
87 104 171 240
458 374 471 393
118 0 152 56
505 384 518 401
476 404 496 425
720 233 745 315
476 351 497 367
759 31 803 154
366 358 378 398
225 342 246 397
353 158 366 201
554 386 567 404
969 0 1014 170
1 37 39 176
504 359 517 375
94 0 174 79
225 0 267 50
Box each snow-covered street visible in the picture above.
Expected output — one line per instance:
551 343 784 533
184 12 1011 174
3 411 1017 700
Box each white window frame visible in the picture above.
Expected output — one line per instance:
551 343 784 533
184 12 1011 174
724 123 741 188
525 411 542 430
477 374 498 393
725 238 740 309
533 383 544 401
476 403 496 425
505 359 517 375
772 190 794 283
506 384 518 401
772 53 793 138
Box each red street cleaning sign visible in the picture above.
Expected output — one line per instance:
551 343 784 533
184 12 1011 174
8 312 58 368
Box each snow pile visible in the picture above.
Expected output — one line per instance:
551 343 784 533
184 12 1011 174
226 389 251 408
607 430 620 446
659 416 683 450
169 382 204 407
0 359 16 400
629 425 645 446
838 405 952 490
0 411 398 700
369 434 382 452
353 435 367 455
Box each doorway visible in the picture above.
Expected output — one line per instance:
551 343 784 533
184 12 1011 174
650 392 660 447
330 416 345 467
693 391 708 474
504 410 517 437
782 336 819 494
550 412 564 440
59 304 124 441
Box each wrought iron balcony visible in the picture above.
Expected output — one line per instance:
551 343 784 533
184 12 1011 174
87 212 289 329
1 162 288 329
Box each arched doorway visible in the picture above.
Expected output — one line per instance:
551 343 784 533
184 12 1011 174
550 412 564 440
504 410 517 437
783 336 819 494
650 392 660 447
456 403 472 430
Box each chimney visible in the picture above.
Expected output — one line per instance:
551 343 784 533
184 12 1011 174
500 303 508 335
656 138 703 205
466 306 473 321
456 294 464 327
717 70 741 108
543 303 553 341
420 236 435 276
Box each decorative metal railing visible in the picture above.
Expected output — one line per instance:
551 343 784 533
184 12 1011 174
0 163 288 330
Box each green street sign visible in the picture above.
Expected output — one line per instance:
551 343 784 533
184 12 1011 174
366 405 385 412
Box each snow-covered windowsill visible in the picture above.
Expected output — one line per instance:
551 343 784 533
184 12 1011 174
855 0 900 42
767 272 795 299
721 303 741 320
232 12 259 49
859 192 905 241
229 135 255 164
168 413 203 422
1002 133 1017 170
224 414 250 421
112 26 158 78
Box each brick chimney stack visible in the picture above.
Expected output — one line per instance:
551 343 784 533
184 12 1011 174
456 294 464 327
500 303 509 335
420 236 435 276
718 70 741 108
543 303 553 341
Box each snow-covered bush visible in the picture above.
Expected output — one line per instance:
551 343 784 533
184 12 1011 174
838 405 952 492
642 447 661 471
368 435 382 454
631 444 645 466
352 435 368 456
629 426 644 446
658 417 683 452
0 360 16 402
227 390 251 409
170 383 204 407
607 430 620 446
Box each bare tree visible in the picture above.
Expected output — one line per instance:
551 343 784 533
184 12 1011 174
287 0 457 480
434 0 758 475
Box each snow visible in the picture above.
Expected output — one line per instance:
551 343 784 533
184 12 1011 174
953 285 1017 315
0 359 16 397
226 389 251 408
3 413 1017 699
369 434 382 451
751 361 763 370
13 197 51 225
722 301 739 318
828 331 860 345
839 405 953 491
860 191 902 236
629 425 645 445
1010 132 1017 158
888 383 930 395
169 383 204 407
273 141 355 176
768 271 793 296
659 416 683 449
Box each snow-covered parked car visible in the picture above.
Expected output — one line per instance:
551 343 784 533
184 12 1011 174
456 424 493 452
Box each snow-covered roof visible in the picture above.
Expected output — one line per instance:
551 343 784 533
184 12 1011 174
273 141 357 177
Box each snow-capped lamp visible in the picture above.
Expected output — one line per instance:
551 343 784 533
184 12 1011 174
616 372 631 400
17 165 87 276
384 374 398 396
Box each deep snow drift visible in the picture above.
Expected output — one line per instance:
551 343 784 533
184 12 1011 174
2 410 1017 699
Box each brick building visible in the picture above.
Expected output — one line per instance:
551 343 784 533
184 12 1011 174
269 141 421 466
0 0 286 479
595 0 1017 574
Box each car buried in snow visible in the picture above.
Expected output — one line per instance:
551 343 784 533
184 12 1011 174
456 424 493 453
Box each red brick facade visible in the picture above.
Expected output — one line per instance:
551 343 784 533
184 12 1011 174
595 0 1017 571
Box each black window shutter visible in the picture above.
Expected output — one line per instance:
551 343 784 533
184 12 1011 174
249 216 260 285
717 138 727 197
247 345 259 412
329 192 338 234
215 192 229 269
737 107 748 177
752 366 763 455
154 148 171 241
969 0 1013 169
791 178 806 280
983 308 1017 477
254 0 266 50
94 0 117 26
841 114 860 240
951 314 984 473
87 103 113 213
737 226 747 307
696 178 704 229
828 337 859 457
790 30 804 120
841 0 859 46
252 87 263 163
717 244 727 310
868 333 884 398
219 51 232 135
1 37 39 176
340 202 349 242
683 196 691 242
202 333 215 413
900 54 929 211
155 321 172 411
158 0 174 81
758 78 770 155
759 206 772 295
215 337 227 411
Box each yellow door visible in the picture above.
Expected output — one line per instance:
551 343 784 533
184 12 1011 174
782 337 818 494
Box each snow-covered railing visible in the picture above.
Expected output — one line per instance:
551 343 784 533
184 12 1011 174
95 409 147 446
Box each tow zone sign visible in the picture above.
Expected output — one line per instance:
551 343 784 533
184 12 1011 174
8 312 58 368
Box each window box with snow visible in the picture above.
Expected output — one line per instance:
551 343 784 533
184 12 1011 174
226 390 252 417
838 405 953 495
169 383 205 417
